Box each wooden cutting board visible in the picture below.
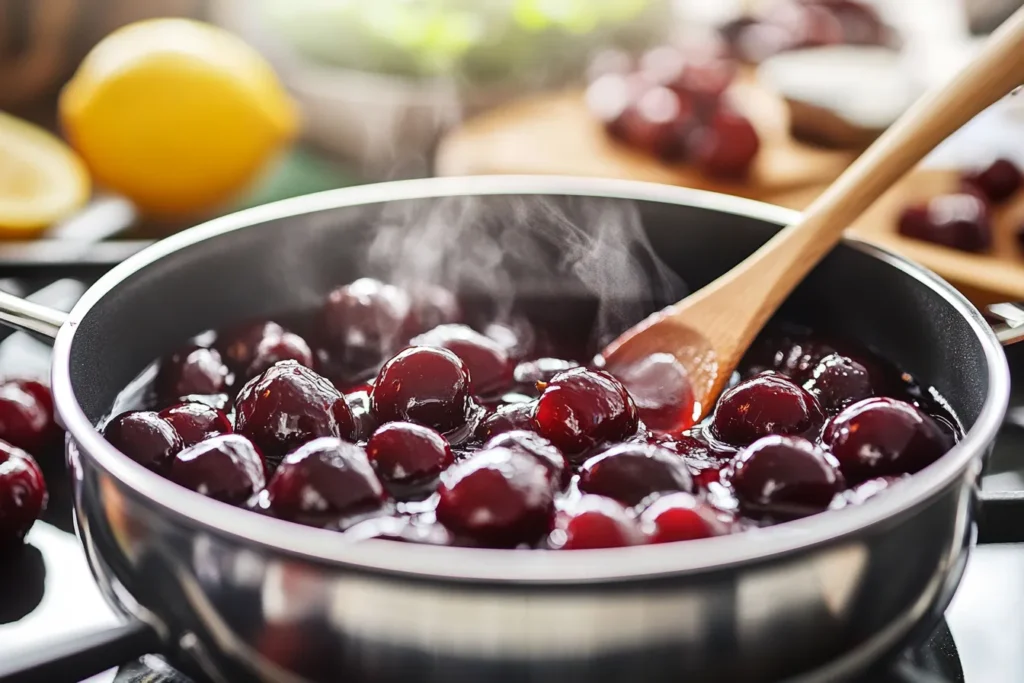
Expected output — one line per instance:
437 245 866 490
435 79 857 204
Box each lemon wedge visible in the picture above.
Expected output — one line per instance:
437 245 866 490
0 111 89 235
60 18 298 217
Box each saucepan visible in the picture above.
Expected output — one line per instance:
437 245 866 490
1 176 1022 683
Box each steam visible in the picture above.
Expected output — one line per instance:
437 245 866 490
365 194 687 349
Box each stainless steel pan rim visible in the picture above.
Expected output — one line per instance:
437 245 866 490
50 175 1011 584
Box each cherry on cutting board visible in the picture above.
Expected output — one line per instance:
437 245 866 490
897 193 991 252
0 441 47 546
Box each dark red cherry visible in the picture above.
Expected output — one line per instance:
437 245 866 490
897 194 991 252
689 106 760 178
476 402 537 441
711 374 825 447
962 158 1022 204
104 411 183 471
235 361 355 467
266 437 386 528
617 85 696 161
344 515 454 546
0 379 59 453
406 285 462 334
611 353 695 433
823 397 951 483
638 492 730 543
159 402 232 447
534 368 638 456
410 324 514 396
320 278 412 375
547 496 645 550
371 346 473 434
802 354 874 414
672 55 737 113
157 345 231 400
366 422 453 494
485 430 568 487
436 447 555 548
730 435 844 518
0 441 47 546
216 321 285 372
578 443 693 506
168 434 265 505
513 357 580 391
585 72 647 138
245 332 314 380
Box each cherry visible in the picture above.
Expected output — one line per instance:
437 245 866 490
366 422 453 495
513 358 579 390
157 345 231 400
343 386 378 441
749 333 839 383
168 434 265 505
802 354 873 414
823 397 951 483
585 73 647 139
547 496 645 550
475 402 537 441
611 353 695 433
578 443 693 506
436 447 555 548
372 347 473 434
345 515 454 546
265 437 386 528
534 368 638 456
617 85 696 161
104 411 183 471
485 430 568 487
712 374 825 447
406 285 462 335
962 158 1022 204
0 441 46 546
410 324 514 396
897 194 991 252
159 402 232 447
234 361 355 467
320 278 412 377
730 435 844 518
245 332 314 380
216 321 285 372
0 379 59 453
638 492 730 543
672 56 737 113
689 106 760 178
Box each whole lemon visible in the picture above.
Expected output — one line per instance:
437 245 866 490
60 19 298 216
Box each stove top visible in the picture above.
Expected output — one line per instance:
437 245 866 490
2 275 1024 683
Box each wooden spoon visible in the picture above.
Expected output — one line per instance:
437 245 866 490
601 7 1024 421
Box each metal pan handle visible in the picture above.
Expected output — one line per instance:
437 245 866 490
0 289 65 339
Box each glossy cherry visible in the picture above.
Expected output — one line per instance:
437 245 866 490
823 397 951 483
343 386 378 441
547 496 645 550
234 361 355 467
410 324 514 396
168 434 265 505
578 443 693 506
265 437 387 528
476 402 537 441
0 379 58 453
245 332 314 380
158 402 232 447
157 345 231 400
689 106 760 178
712 374 825 447
612 353 695 433
216 321 285 372
485 430 568 487
617 85 695 161
372 346 473 434
897 194 991 252
103 411 183 471
534 368 639 456
962 158 1022 204
730 435 844 518
436 447 555 548
320 278 412 375
638 492 730 543
0 441 47 546
802 354 874 414
366 422 453 494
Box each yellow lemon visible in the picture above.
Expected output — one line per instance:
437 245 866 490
0 111 89 236
60 18 298 216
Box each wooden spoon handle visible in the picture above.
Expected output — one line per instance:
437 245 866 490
702 7 1024 336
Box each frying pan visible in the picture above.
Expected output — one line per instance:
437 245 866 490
0 176 1021 683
